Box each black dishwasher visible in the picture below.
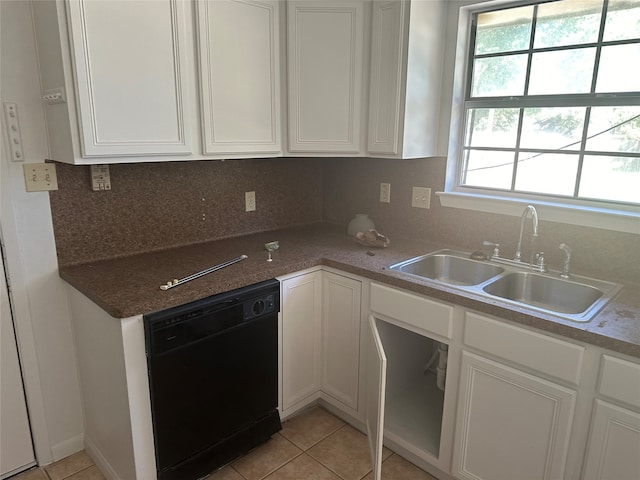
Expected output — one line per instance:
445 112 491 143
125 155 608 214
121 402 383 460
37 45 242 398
144 279 281 480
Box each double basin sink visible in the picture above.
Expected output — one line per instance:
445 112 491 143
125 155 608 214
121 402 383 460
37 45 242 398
388 249 622 322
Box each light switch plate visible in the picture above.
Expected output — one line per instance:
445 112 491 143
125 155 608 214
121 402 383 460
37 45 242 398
23 163 58 192
412 187 431 209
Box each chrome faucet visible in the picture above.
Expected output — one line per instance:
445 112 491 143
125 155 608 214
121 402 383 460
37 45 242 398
514 205 539 262
559 243 572 278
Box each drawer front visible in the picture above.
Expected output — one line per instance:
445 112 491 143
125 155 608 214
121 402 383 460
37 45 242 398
464 311 584 385
370 283 453 339
599 355 640 408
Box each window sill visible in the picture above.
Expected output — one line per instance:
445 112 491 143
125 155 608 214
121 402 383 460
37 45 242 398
436 191 640 234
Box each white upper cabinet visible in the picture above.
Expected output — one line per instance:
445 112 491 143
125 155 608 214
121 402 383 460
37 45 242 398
33 0 284 164
287 1 366 154
196 0 281 155
33 0 447 163
67 0 192 158
367 0 446 158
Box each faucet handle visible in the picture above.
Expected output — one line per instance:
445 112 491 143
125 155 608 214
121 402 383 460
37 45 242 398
534 252 548 272
483 241 500 257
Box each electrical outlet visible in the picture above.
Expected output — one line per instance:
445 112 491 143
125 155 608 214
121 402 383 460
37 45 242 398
91 165 111 191
23 163 58 192
380 183 391 203
412 187 431 209
245 191 256 212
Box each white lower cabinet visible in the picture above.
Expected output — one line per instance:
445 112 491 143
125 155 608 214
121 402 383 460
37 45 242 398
366 283 455 480
453 351 577 480
583 400 640 479
582 354 640 480
280 270 322 414
453 311 583 480
280 269 363 419
321 271 362 412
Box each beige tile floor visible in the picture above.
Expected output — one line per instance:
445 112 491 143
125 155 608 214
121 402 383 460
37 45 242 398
11 451 104 480
206 406 438 480
12 406 437 480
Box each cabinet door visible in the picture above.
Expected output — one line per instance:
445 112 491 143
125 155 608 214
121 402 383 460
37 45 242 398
365 315 387 480
583 399 640 480
281 272 322 412
453 352 577 480
196 0 281 155
287 1 365 153
367 0 404 155
67 0 192 157
321 272 361 411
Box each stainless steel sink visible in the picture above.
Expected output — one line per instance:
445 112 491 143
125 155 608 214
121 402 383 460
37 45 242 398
387 249 623 323
389 250 504 286
482 272 611 315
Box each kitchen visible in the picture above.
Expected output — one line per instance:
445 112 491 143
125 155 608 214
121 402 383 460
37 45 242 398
1 1 639 480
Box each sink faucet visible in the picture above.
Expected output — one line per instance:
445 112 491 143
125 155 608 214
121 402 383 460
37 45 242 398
514 205 539 262
559 243 572 278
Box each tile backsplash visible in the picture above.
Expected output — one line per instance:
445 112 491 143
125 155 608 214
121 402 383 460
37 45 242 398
49 156 638 283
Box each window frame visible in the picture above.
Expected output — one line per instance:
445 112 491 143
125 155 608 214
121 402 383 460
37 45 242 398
439 0 640 234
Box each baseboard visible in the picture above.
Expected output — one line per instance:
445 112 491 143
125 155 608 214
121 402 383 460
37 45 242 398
50 433 84 462
84 436 123 480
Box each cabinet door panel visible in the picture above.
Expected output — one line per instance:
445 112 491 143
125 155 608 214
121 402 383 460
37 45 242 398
453 352 576 480
583 399 640 480
368 0 404 154
281 273 322 411
197 0 281 155
365 315 387 480
67 0 192 156
322 272 361 410
287 1 364 152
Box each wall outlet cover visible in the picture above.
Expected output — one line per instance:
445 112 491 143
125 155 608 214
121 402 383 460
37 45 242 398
412 187 431 209
91 165 111 191
380 182 391 203
245 191 256 212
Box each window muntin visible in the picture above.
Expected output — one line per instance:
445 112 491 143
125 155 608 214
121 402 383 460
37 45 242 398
459 0 640 206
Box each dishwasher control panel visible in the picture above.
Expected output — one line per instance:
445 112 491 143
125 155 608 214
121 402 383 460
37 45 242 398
244 294 276 320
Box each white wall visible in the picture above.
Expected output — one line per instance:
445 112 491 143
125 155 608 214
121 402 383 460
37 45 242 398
1 0 84 464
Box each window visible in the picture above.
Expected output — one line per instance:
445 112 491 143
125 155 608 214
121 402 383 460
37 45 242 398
443 0 640 231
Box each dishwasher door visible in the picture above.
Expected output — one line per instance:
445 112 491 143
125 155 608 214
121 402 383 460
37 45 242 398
145 280 280 480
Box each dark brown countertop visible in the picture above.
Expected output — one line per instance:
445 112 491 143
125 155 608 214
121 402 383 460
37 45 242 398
59 223 640 357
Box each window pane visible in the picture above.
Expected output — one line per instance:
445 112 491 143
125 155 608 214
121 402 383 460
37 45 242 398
528 48 596 94
603 0 640 41
471 54 528 96
475 6 533 54
465 108 520 148
514 152 579 195
520 107 586 150
463 150 514 189
534 0 603 49
579 155 640 203
596 44 640 92
586 106 640 152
